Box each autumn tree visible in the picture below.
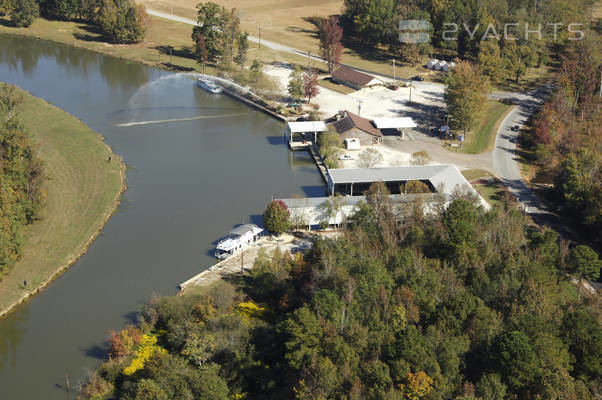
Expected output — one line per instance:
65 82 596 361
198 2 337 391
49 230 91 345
193 2 227 63
399 371 433 400
263 200 290 235
318 16 343 73
444 60 490 137
303 68 320 103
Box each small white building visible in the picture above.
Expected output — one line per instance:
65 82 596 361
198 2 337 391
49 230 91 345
215 224 265 259
344 138 361 150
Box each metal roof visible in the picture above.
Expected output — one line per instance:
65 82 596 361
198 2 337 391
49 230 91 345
230 224 263 236
328 164 476 197
287 121 328 133
372 117 417 129
331 65 380 87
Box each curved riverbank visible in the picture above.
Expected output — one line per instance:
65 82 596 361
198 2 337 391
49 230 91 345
0 87 126 318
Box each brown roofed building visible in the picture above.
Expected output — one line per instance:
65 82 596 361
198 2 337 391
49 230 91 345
331 111 383 145
331 65 382 90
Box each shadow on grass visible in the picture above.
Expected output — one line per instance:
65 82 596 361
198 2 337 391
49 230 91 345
73 23 105 43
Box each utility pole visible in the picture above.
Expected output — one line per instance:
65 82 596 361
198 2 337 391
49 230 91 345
258 25 261 49
170 0 173 15
409 84 413 104
357 100 363 116
241 248 244 273
391 59 396 82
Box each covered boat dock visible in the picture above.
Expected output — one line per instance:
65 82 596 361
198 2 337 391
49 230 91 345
286 121 328 150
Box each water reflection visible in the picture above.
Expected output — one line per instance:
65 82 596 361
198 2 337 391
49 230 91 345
0 34 151 90
0 305 28 371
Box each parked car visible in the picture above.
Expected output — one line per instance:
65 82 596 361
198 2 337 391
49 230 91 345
296 114 310 121
286 102 300 108
411 76 424 81
388 84 399 91
338 154 355 161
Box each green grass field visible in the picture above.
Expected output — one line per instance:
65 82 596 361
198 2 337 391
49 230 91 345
459 100 513 154
0 88 124 317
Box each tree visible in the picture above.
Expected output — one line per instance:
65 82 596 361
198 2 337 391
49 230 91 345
568 245 601 301
302 68 320 103
10 0 39 27
287 66 304 101
399 371 434 400
342 0 396 46
250 59 262 85
193 2 226 63
97 0 147 44
400 43 419 66
263 200 290 234
478 40 506 83
318 16 343 73
493 330 539 394
561 308 602 382
444 61 490 137
357 148 383 168
442 199 477 255
193 32 209 73
234 32 248 67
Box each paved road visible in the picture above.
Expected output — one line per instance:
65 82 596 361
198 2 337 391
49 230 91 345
488 85 577 235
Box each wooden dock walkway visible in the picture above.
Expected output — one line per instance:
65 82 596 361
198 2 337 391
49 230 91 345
309 145 330 185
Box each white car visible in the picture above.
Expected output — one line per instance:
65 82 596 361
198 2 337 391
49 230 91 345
338 154 355 161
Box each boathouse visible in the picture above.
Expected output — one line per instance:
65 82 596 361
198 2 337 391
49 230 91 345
331 111 383 145
286 121 328 150
215 224 265 259
326 164 487 208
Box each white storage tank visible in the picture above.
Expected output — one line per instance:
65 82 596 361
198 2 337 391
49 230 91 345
435 60 447 71
426 59 439 69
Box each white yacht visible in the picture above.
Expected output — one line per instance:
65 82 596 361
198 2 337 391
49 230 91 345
197 78 223 94
214 224 265 259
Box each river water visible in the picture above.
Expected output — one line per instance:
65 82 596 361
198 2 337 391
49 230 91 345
0 35 323 399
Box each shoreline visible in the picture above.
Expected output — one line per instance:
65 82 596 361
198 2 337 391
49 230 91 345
0 93 127 319
0 27 290 123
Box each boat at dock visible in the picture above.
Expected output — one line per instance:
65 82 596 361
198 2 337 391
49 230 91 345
214 224 265 259
197 78 223 94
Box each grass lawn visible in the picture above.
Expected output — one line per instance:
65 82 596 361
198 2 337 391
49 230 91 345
318 77 357 94
474 179 509 207
457 100 513 154
461 169 493 182
0 15 311 76
0 88 125 317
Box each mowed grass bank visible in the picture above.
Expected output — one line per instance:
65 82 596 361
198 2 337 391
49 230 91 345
0 88 125 317
459 100 513 154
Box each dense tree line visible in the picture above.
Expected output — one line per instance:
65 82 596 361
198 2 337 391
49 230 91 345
83 186 601 399
525 34 601 246
2 0 147 43
0 84 44 279
342 0 597 84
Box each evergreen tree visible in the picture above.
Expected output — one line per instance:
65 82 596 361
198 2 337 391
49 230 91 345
10 0 39 27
